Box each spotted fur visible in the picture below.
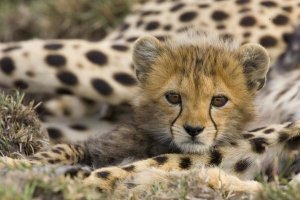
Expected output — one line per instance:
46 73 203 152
1 33 300 194
1 0 300 195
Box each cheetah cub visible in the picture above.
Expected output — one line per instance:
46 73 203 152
2 32 300 193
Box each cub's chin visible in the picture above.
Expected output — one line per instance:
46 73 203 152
175 140 211 153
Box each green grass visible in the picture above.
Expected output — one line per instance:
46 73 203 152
0 0 138 42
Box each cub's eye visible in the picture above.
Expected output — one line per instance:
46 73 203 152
211 96 228 107
165 92 181 105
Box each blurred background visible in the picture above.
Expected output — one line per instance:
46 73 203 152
0 0 139 42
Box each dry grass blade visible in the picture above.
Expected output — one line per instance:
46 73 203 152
0 90 48 158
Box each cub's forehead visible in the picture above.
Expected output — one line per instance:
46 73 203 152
159 41 243 78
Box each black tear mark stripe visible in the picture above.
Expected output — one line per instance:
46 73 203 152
170 101 183 136
209 104 218 139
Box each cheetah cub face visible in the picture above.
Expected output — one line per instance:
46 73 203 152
133 32 270 153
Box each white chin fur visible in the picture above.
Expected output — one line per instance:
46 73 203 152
176 142 210 153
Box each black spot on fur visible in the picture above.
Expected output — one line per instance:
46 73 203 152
81 97 96 106
259 35 277 48
63 108 71 117
278 132 289 143
91 78 113 96
272 14 289 26
264 128 275 134
36 105 54 118
239 8 251 13
52 149 62 154
153 155 168 165
211 11 229 21
47 127 63 140
113 72 137 86
96 171 110 179
14 80 28 89
243 32 251 37
56 88 73 95
155 35 167 42
48 159 61 164
236 0 250 4
235 158 251 172
282 33 292 44
44 43 63 50
136 20 144 27
198 4 210 8
86 50 108 66
122 165 135 172
70 124 88 131
260 1 277 7
126 37 139 42
163 25 172 31
41 153 50 158
216 24 226 30
285 122 294 128
45 54 66 67
65 154 71 160
120 23 130 31
179 157 192 169
145 21 160 30
56 70 78 86
209 148 222 166
285 136 300 151
0 57 15 75
2 46 21 52
249 137 269 154
275 88 289 101
239 16 256 27
156 0 166 3
26 71 35 77
111 45 129 52
170 3 185 12
141 10 154 16
282 6 292 12
179 11 198 22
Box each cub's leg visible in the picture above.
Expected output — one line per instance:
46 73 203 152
1 124 155 169
0 144 85 168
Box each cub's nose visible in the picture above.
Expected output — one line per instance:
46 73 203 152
183 125 204 137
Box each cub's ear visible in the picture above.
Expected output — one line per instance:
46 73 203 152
133 36 162 82
238 43 270 91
